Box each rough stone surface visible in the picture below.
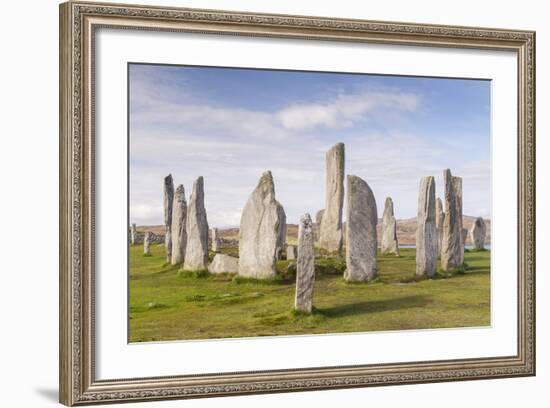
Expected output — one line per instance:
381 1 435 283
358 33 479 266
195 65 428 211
143 232 151 256
286 245 297 260
319 143 345 253
344 175 377 282
470 217 487 250
183 177 209 271
461 228 468 249
211 228 221 252
130 223 136 245
435 198 445 258
295 213 315 313
238 171 285 279
163 174 174 262
381 197 399 255
170 185 187 265
276 204 287 260
208 254 239 274
313 209 324 242
441 169 464 271
416 177 437 278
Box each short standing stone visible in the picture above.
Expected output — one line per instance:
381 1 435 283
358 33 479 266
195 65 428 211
461 228 468 249
130 223 136 245
163 174 175 262
143 232 151 256
211 227 221 252
344 175 377 282
470 217 487 250
441 169 463 271
208 254 239 274
435 198 444 257
170 185 187 265
183 177 209 271
286 245 297 260
319 143 345 253
314 209 324 242
295 213 315 313
276 204 287 260
381 197 399 255
238 171 285 279
416 177 437 278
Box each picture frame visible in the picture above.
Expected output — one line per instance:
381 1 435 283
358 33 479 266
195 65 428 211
59 1 536 405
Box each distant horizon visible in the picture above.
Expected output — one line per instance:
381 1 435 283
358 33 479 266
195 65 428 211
129 64 491 227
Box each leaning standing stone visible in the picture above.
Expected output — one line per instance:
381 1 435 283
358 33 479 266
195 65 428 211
238 171 285 279
435 198 444 257
286 245 297 260
314 209 324 242
163 174 174 262
319 143 345 253
211 227 220 252
170 185 187 265
441 169 463 271
381 197 399 255
344 175 377 282
183 177 209 271
276 205 287 260
416 177 437 278
295 213 315 313
130 223 136 245
143 232 151 256
470 217 487 250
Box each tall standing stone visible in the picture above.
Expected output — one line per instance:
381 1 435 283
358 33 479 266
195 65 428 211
344 175 377 282
381 197 399 255
143 232 151 256
295 213 315 313
170 185 187 265
163 174 174 262
319 143 345 253
470 217 487 250
416 177 437 278
183 177 209 271
441 169 463 271
211 228 221 252
238 171 285 279
130 223 136 245
276 205 287 260
435 198 444 257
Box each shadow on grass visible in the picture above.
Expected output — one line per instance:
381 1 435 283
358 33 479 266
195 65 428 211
318 295 430 318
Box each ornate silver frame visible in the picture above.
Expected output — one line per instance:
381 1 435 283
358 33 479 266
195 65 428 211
59 1 536 405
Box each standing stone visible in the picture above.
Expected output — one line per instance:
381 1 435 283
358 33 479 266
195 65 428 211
441 169 464 271
130 223 136 245
276 205 287 260
319 143 345 253
435 198 444 258
314 209 324 242
381 197 399 255
238 171 285 279
170 185 187 265
461 228 469 249
286 245 297 260
208 254 239 274
295 213 315 313
211 228 221 252
163 174 174 262
416 177 437 278
470 217 487 250
344 175 377 282
183 177 209 271
143 232 151 256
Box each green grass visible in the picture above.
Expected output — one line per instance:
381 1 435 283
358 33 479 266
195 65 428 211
129 244 490 342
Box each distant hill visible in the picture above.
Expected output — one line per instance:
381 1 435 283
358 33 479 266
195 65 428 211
137 215 490 246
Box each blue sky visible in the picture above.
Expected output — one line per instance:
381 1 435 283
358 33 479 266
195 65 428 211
129 63 491 227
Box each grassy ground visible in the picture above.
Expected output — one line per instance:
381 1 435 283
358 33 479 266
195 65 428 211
129 245 490 342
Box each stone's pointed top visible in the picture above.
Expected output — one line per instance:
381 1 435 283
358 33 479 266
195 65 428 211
164 174 173 184
327 142 345 154
383 197 394 217
175 184 185 195
300 213 313 225
255 171 276 197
